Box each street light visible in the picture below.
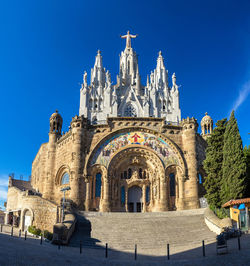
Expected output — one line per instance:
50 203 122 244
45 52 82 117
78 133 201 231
60 186 71 222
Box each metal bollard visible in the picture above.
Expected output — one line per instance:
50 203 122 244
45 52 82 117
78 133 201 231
80 241 82 254
105 243 108 258
11 227 13 237
167 243 170 260
25 231 27 240
238 236 241 250
202 240 205 257
19 230 21 238
40 235 43 245
135 244 137 260
0 224 2 232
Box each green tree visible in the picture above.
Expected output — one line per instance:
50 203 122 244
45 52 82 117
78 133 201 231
221 110 247 204
243 145 250 197
203 118 227 208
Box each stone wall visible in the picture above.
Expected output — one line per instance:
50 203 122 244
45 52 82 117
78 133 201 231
28 116 206 213
6 186 58 232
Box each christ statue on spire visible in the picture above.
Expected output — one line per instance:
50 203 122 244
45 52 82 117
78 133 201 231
120 31 138 49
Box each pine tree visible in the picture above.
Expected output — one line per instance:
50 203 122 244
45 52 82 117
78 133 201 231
221 110 247 204
203 118 227 208
243 145 250 197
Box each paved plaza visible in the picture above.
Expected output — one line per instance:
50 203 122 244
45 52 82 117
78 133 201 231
1 226 250 266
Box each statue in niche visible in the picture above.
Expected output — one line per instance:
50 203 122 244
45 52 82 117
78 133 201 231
150 71 154 84
153 185 157 198
83 71 87 87
172 73 178 90
132 169 139 180
106 70 111 86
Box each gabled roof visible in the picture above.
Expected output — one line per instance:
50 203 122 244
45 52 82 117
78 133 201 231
11 179 33 191
222 198 250 208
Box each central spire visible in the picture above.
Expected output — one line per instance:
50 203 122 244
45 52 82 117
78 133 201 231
120 31 138 49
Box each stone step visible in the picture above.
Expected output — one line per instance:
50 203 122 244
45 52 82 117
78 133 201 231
69 209 215 250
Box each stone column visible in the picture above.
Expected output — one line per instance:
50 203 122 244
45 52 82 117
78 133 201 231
4 212 9 225
100 178 110 212
125 186 128 212
142 184 146 212
178 174 185 210
181 118 199 209
85 179 90 211
159 178 168 211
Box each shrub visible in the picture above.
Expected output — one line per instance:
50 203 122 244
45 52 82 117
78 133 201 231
28 225 41 236
43 230 53 241
210 205 229 219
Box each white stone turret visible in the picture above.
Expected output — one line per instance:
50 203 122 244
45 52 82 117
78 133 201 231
91 50 105 88
79 32 181 124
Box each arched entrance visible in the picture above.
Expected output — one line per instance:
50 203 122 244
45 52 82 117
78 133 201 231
107 147 166 212
128 186 142 212
23 210 32 231
87 129 187 212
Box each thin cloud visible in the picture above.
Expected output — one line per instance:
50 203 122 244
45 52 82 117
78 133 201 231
0 174 9 187
231 81 250 113
0 187 7 200
0 174 9 204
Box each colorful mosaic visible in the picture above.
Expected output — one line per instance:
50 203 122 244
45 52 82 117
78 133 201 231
91 131 180 168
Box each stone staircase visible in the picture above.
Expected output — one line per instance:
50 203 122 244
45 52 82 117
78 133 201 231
69 209 216 250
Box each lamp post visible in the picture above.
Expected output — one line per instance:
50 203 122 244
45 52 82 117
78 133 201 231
60 186 71 222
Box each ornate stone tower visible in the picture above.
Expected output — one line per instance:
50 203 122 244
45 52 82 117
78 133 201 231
44 111 63 199
181 117 200 209
69 115 86 208
201 112 213 140
79 31 181 124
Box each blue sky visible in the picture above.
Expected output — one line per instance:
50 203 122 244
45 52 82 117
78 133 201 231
0 0 249 209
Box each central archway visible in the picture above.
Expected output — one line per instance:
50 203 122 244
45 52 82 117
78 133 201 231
86 128 187 212
128 186 142 212
107 146 167 212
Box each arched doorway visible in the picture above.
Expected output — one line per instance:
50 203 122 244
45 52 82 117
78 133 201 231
128 186 142 212
23 210 32 231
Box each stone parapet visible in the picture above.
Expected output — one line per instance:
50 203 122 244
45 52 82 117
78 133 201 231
52 211 76 245
204 207 232 235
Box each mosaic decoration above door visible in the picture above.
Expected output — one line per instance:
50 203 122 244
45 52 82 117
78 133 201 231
91 131 180 168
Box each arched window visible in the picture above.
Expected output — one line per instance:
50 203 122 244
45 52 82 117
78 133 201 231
143 171 146 179
95 173 102 197
139 168 143 179
169 173 175 197
124 103 137 117
121 186 125 205
124 171 127 179
128 168 132 178
146 186 150 203
121 173 124 179
61 173 69 185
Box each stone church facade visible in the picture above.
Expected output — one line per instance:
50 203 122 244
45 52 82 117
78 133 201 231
5 32 213 231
